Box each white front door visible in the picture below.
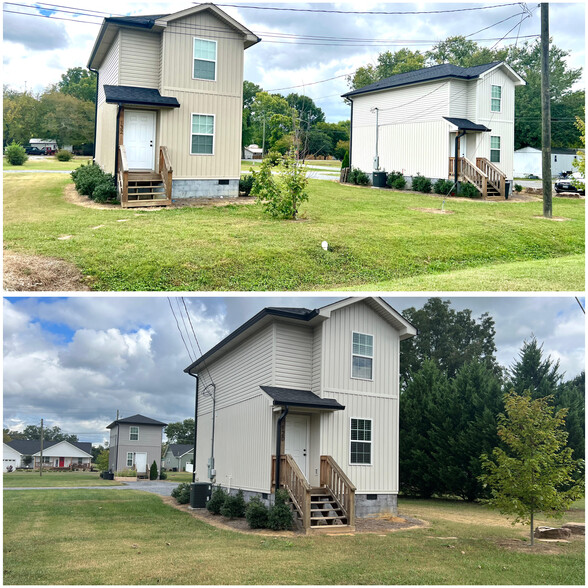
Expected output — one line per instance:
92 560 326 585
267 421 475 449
134 452 147 474
124 110 156 170
285 415 309 479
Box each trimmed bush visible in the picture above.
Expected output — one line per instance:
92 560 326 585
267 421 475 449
348 167 370 186
207 486 228 515
56 149 73 161
387 170 406 190
5 142 28 166
71 162 104 197
171 482 191 504
239 174 254 196
434 178 454 195
267 489 293 530
458 182 481 198
265 150 282 166
245 496 269 529
514 183 523 192
159 471 167 480
92 177 117 203
341 150 350 169
150 460 158 480
411 174 432 193
220 489 246 519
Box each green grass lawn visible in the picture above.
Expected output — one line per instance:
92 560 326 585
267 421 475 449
3 490 584 585
3 470 122 487
3 174 584 291
163 471 193 483
3 156 91 171
240 159 341 173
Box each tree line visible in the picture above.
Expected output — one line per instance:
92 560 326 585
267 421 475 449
3 67 96 152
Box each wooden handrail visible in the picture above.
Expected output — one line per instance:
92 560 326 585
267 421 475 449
159 146 173 201
320 455 355 528
272 455 311 529
118 145 129 207
448 156 487 196
476 157 506 198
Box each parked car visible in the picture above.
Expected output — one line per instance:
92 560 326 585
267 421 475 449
555 172 585 195
25 146 45 155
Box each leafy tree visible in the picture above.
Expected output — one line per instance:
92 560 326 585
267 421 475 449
286 93 325 127
334 140 349 161
400 298 499 387
249 91 291 150
164 419 195 444
56 67 97 103
91 443 108 462
480 390 584 545
96 449 110 471
303 129 333 157
572 115 585 186
21 425 78 443
426 36 508 68
3 89 41 146
3 428 26 442
242 80 263 149
341 150 350 168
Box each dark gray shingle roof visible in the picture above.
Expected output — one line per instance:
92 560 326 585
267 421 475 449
167 444 194 457
105 14 169 28
106 414 167 429
104 85 180 108
6 440 93 456
260 386 345 410
443 117 491 132
342 61 502 98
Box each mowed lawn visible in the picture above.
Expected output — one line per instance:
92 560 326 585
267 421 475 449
3 173 584 291
3 156 91 171
3 470 122 487
3 490 584 585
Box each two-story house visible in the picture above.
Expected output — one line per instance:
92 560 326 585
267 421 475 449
183 297 417 531
107 414 167 475
343 62 525 198
88 3 260 207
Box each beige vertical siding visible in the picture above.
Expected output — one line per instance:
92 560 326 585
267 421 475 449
448 80 470 118
97 32 119 106
274 322 313 390
118 29 161 89
95 102 118 173
312 324 322 393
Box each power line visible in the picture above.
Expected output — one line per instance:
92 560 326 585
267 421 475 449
176 298 198 360
167 297 194 362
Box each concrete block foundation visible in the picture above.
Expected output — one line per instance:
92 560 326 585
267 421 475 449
172 178 239 199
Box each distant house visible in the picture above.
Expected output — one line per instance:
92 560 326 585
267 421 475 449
514 146 580 178
342 62 525 198
162 443 193 471
4 439 93 469
243 144 263 159
3 443 21 472
184 297 417 531
107 414 167 475
87 3 260 208
29 138 58 153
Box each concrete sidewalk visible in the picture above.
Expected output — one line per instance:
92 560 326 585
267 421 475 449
4 480 177 496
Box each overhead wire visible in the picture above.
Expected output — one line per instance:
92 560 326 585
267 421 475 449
167 297 194 362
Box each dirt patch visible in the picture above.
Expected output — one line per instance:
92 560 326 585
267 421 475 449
3 250 92 291
64 184 120 209
412 207 455 215
532 215 571 222
354 514 427 534
495 537 581 555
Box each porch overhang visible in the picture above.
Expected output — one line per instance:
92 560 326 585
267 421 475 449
444 117 491 132
104 85 180 109
260 386 345 411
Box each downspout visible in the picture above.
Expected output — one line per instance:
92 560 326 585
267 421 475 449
114 103 122 181
274 406 289 493
348 98 354 168
454 129 467 190
188 373 199 483
88 66 99 160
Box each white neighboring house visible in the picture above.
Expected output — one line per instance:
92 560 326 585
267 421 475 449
184 297 417 532
3 439 93 469
514 146 581 178
29 138 58 152
243 144 263 159
342 61 525 198
3 443 21 472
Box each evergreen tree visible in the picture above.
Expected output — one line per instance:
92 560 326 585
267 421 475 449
556 372 585 461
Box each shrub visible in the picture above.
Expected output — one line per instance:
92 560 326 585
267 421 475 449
458 182 481 198
5 142 28 165
150 460 158 480
159 471 168 480
171 482 191 505
245 496 269 529
267 489 293 530
387 170 407 190
207 486 228 515
265 150 282 166
115 469 137 477
56 149 73 161
239 174 254 196
71 162 104 196
92 177 117 203
514 183 523 192
348 167 370 186
341 149 350 168
411 174 432 193
220 489 246 519
434 178 454 195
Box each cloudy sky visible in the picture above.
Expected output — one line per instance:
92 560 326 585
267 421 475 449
3 295 585 445
2 1 585 121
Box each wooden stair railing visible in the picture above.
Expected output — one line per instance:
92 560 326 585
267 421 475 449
449 156 488 197
159 146 173 201
476 157 506 198
118 145 129 208
272 455 312 530
320 455 356 529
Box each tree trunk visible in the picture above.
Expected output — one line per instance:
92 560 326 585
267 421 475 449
530 511 534 546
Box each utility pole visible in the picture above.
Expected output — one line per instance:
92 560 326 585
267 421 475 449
541 3 552 218
39 419 44 477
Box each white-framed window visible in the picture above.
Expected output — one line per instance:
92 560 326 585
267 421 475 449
42 456 50 464
491 85 502 112
129 426 139 441
191 114 215 155
127 453 134 467
350 418 372 465
352 332 374 380
490 136 501 163
77 458 83 464
193 38 217 81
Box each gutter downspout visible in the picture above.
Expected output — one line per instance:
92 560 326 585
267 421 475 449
274 406 289 494
114 103 122 181
188 373 199 483
349 98 354 168
88 67 99 160
454 129 467 191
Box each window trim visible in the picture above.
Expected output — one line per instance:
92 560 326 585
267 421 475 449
349 417 373 466
190 112 215 156
351 331 374 381
490 84 502 113
490 135 501 163
127 452 134 467
192 37 217 82
129 426 139 441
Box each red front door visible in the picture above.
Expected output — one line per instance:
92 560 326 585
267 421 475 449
59 457 64 467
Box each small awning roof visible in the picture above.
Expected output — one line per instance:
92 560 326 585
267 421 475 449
444 117 491 132
260 386 345 411
104 85 180 108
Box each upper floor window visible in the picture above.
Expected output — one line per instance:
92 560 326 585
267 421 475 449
191 114 215 155
193 38 217 81
129 426 139 441
491 85 502 112
490 136 501 163
352 332 373 380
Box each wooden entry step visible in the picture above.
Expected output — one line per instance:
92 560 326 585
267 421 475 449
128 171 161 181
